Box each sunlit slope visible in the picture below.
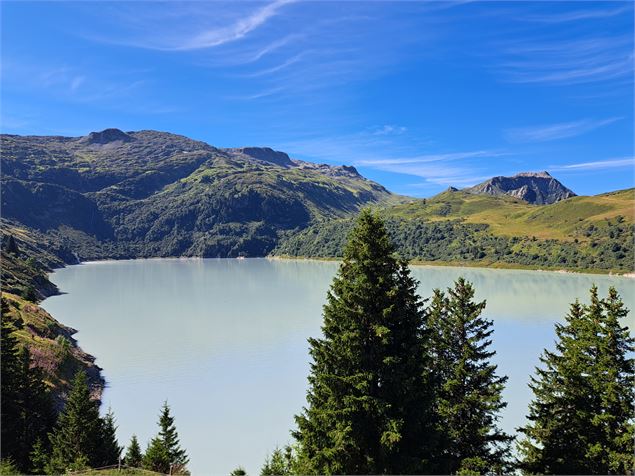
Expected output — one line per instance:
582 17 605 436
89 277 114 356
386 188 634 241
274 188 634 273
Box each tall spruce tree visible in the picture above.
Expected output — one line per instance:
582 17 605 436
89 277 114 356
1 300 23 467
519 286 635 474
143 402 189 474
293 209 435 474
428 278 512 474
124 435 143 468
597 287 635 473
48 371 103 473
98 408 122 466
1 299 55 472
15 347 56 471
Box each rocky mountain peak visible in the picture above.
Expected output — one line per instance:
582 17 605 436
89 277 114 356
515 171 552 178
465 171 576 205
227 147 294 167
81 128 133 145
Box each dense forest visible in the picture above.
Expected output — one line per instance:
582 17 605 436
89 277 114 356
274 189 635 274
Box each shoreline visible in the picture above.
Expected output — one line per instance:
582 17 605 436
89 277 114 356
268 254 635 278
51 254 635 279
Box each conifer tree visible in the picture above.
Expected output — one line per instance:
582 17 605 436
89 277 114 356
519 286 635 474
124 435 143 468
143 437 171 474
260 446 296 476
48 371 103 473
98 408 122 466
16 348 56 470
597 287 635 473
1 300 55 472
143 402 189 474
293 209 435 474
0 301 22 465
29 438 49 475
428 278 512 474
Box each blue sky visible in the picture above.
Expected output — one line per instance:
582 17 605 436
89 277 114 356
2 1 633 196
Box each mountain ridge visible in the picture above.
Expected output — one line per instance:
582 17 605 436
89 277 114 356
465 171 576 204
1 129 393 260
1 128 632 274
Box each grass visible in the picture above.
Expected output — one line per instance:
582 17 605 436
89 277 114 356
384 188 634 242
2 292 104 407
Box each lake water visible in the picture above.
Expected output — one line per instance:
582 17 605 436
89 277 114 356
41 258 634 475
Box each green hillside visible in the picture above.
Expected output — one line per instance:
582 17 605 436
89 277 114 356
274 188 635 273
1 130 391 259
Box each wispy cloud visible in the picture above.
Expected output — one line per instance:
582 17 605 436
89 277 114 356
93 0 296 51
356 150 504 167
506 117 621 143
174 0 295 51
550 157 635 172
524 5 630 23
496 34 633 86
372 125 407 136
278 130 506 190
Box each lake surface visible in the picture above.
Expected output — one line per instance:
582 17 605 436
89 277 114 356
41 258 634 475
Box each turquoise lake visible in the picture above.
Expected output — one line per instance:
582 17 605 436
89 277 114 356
41 258 634 475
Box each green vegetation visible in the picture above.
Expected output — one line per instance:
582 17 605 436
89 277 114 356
124 436 143 468
274 189 635 273
0 301 55 473
518 286 635 474
47 372 105 473
427 280 512 474
1 292 103 409
0 354 190 475
267 211 633 475
293 210 436 473
142 403 189 475
1 131 390 260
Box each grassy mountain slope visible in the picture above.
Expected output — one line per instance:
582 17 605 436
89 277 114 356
1 223 105 407
1 130 392 258
274 188 634 273
2 293 104 410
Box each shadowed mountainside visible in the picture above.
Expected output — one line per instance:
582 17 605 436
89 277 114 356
1 129 393 259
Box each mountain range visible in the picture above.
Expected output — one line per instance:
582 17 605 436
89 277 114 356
1 128 633 275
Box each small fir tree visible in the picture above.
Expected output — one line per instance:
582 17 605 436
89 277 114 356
143 402 189 474
48 371 103 473
143 437 171 474
260 446 296 476
98 408 122 466
29 438 49 475
124 435 144 468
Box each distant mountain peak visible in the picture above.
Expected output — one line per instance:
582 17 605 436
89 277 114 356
82 128 133 145
515 171 552 178
226 147 294 167
465 171 576 205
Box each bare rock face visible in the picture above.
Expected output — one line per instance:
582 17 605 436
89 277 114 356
81 128 133 145
465 171 576 204
226 147 294 167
